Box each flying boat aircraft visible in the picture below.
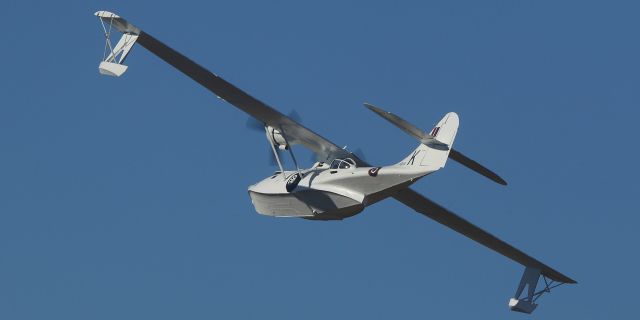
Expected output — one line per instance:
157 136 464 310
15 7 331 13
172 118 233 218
93 10 575 314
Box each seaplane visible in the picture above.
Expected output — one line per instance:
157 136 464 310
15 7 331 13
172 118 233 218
93 10 576 313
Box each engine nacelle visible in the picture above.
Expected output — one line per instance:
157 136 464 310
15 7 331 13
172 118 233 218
266 126 288 150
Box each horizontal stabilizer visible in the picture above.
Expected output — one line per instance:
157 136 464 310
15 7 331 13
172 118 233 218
364 103 448 148
364 103 507 186
449 149 507 185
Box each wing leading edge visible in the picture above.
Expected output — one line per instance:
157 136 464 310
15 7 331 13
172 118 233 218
136 32 355 162
95 11 353 162
392 188 576 284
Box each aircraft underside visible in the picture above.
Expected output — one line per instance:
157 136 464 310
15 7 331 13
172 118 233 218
249 189 364 220
248 164 434 220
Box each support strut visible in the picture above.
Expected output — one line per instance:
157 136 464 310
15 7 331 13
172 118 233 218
95 11 139 77
265 126 286 179
509 267 566 314
279 127 303 177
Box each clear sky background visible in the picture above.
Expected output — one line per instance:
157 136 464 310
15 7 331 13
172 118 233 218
1 0 637 319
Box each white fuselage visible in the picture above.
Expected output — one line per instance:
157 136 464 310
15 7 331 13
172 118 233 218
248 162 438 220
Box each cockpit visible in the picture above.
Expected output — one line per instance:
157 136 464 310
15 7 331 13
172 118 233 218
330 158 357 169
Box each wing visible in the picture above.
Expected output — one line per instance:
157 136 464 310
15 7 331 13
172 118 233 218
392 188 576 284
96 11 574 285
96 11 352 162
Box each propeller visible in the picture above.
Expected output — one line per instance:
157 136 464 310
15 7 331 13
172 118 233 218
246 111 302 166
245 117 264 132
287 110 302 123
245 110 302 132
245 117 278 166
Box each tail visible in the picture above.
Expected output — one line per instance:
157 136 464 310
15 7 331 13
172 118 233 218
397 112 459 168
364 103 507 185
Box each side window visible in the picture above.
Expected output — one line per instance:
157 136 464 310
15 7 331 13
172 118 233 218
330 158 355 170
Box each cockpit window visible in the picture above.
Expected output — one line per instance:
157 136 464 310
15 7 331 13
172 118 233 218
330 158 357 170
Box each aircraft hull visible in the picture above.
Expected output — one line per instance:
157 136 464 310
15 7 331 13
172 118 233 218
249 189 364 220
248 166 435 220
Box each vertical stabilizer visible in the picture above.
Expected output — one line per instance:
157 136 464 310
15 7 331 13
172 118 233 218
398 112 459 169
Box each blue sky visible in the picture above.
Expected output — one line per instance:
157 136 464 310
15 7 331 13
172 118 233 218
1 0 638 318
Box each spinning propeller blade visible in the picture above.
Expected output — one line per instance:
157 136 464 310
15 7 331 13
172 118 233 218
245 117 264 131
246 110 302 132
287 110 302 123
246 110 303 166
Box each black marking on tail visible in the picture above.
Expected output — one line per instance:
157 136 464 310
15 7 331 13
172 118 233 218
407 150 420 165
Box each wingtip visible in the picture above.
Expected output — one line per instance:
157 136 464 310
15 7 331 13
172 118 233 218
491 171 508 186
548 274 578 285
94 10 120 18
363 102 391 115
487 174 508 186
